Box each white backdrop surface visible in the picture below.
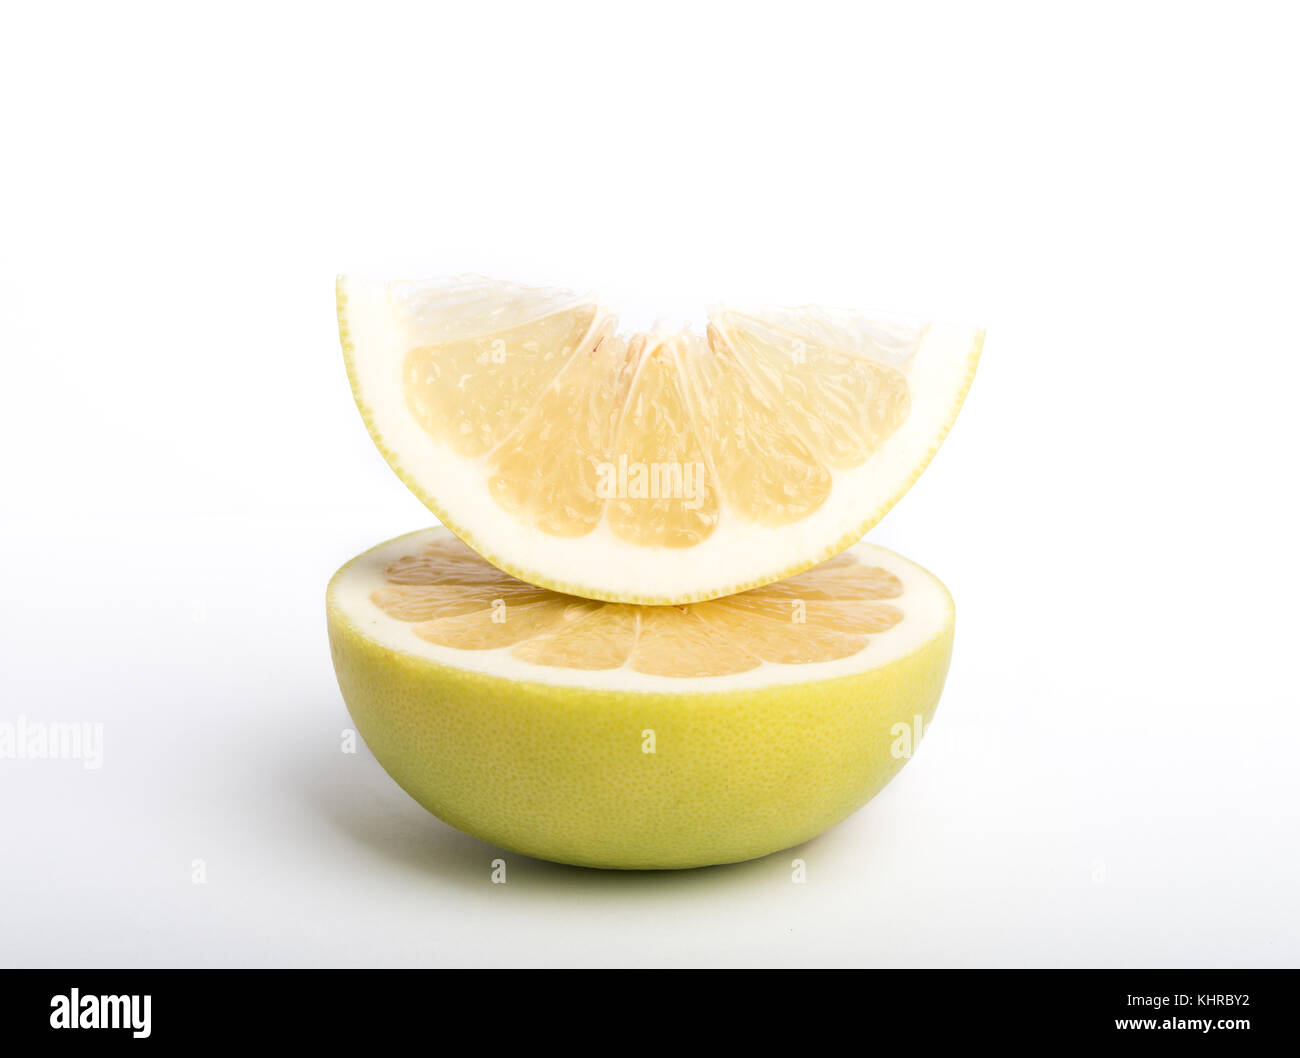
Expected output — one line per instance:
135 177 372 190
1 1 1297 967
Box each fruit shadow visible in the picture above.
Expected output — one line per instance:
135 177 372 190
295 739 815 896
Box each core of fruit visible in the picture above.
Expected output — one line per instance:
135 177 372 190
337 275 982 604
327 528 954 869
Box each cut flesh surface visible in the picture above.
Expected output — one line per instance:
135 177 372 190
339 275 982 603
328 528 953 693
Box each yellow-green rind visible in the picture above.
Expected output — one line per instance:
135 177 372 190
326 530 955 870
338 276 982 605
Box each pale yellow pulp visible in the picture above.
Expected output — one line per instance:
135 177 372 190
372 535 904 678
401 307 913 548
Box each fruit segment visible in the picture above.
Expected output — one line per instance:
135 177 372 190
744 555 904 601
384 536 528 588
694 600 867 665
511 605 639 670
630 606 760 677
403 303 603 458
689 328 831 527
369 535 910 676
415 600 596 651
711 310 914 470
487 334 638 537
607 334 719 548
370 582 552 621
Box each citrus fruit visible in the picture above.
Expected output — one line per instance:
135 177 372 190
337 275 982 603
327 528 954 869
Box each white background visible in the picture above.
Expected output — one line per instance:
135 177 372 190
2 1 1297 967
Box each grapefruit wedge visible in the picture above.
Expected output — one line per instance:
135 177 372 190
338 275 981 603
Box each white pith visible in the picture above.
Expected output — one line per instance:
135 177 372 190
328 528 953 693
339 275 981 602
